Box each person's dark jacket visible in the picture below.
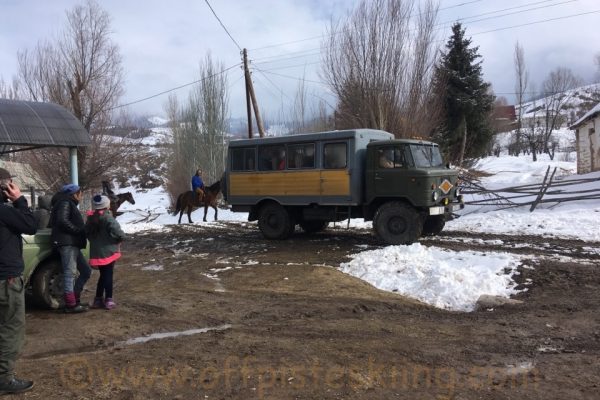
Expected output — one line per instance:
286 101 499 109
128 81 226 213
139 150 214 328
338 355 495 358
0 196 37 280
50 192 86 248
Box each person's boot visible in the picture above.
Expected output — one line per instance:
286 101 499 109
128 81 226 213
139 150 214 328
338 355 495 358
64 292 87 313
90 297 105 309
104 298 116 310
75 291 89 309
0 377 34 394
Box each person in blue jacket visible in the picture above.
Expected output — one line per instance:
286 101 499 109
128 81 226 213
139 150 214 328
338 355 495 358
191 169 205 204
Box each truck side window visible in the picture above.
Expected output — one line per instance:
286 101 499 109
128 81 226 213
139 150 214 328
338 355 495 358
259 145 286 171
323 142 347 169
288 143 315 169
231 147 256 171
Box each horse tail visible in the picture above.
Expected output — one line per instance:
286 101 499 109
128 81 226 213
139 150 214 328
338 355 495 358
173 193 183 216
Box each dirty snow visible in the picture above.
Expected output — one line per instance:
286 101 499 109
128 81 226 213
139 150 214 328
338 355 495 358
340 244 522 312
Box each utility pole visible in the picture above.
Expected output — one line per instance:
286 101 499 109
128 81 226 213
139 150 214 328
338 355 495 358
243 49 253 138
242 48 265 138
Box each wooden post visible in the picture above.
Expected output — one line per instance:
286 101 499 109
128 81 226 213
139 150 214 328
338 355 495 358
243 49 253 139
242 49 265 138
530 166 557 212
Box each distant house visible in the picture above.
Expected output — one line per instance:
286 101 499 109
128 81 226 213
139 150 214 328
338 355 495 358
492 105 517 133
570 102 600 174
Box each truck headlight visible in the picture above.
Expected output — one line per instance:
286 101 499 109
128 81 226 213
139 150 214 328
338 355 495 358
432 191 439 201
455 187 461 197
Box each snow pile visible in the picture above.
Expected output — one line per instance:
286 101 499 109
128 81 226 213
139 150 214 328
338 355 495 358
340 244 522 312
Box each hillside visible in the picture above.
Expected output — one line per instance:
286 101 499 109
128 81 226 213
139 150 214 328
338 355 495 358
517 83 600 123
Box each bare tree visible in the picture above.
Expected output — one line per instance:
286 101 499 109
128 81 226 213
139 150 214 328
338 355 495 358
520 85 544 162
322 0 442 138
287 74 335 134
0 76 22 100
166 54 229 203
540 67 582 157
513 41 528 156
14 0 131 190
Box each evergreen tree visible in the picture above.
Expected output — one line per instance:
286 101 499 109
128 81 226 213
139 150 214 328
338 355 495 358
433 23 495 165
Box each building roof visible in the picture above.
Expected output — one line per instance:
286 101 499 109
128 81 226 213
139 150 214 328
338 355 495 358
0 99 91 151
570 102 600 129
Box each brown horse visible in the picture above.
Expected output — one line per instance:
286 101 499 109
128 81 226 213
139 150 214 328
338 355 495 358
173 180 221 224
109 192 135 216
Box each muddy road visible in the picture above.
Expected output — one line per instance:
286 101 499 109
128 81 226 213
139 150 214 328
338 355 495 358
18 223 600 399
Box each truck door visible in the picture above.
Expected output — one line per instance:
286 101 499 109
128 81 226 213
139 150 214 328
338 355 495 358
321 141 351 203
369 145 413 198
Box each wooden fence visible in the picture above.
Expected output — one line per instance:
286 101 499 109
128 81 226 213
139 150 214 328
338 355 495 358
461 166 600 212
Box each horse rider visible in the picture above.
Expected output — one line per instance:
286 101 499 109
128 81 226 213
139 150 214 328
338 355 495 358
192 169 205 204
101 181 119 204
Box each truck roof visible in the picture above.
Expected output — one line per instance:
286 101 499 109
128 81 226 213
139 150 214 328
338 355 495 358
228 128 394 147
367 138 438 147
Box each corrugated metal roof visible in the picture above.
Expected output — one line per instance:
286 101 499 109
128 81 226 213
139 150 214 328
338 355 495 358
0 99 91 147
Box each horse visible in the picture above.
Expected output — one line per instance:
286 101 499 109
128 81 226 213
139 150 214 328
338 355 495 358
110 192 136 216
173 180 221 224
102 180 135 216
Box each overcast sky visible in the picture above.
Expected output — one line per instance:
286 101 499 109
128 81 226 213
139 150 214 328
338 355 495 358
1 0 599 120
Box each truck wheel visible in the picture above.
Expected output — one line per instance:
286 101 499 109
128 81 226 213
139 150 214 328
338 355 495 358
299 220 329 233
258 203 294 240
373 202 421 245
32 259 64 309
422 216 445 236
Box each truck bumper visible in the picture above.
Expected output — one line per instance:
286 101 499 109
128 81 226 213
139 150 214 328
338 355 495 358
428 202 464 216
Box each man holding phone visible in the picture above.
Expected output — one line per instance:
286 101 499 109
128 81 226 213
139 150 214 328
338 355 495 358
0 167 37 394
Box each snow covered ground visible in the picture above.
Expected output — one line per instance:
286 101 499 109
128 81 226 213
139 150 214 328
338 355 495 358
114 130 598 312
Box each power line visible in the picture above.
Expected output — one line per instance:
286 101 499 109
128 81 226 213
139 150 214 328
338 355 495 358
254 51 321 66
260 61 322 73
109 63 240 110
259 68 577 97
254 67 294 101
247 0 578 66
203 0 242 51
440 0 575 27
438 0 485 12
470 8 600 36
249 0 489 52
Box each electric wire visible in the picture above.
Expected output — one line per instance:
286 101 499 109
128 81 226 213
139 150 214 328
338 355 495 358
203 0 242 51
109 63 240 110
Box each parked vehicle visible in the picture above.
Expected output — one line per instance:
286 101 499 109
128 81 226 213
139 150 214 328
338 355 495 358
22 196 89 309
223 129 463 244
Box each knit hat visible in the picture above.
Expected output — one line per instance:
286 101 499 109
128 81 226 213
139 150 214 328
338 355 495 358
0 168 13 180
92 194 110 210
61 183 81 195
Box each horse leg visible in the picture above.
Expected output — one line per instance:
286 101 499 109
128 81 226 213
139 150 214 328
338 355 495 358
178 209 183 224
187 205 193 224
213 204 218 221
203 203 208 222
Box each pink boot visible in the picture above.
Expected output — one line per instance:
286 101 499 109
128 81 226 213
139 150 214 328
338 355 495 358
104 298 116 310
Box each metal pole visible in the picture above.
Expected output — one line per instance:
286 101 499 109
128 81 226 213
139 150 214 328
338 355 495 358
69 147 78 185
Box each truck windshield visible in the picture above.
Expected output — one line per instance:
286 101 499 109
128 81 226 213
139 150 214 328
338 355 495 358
409 144 444 168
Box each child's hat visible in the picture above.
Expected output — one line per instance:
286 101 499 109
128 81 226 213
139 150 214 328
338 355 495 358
92 194 110 210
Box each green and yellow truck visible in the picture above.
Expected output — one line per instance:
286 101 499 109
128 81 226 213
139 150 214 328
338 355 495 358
223 129 464 245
